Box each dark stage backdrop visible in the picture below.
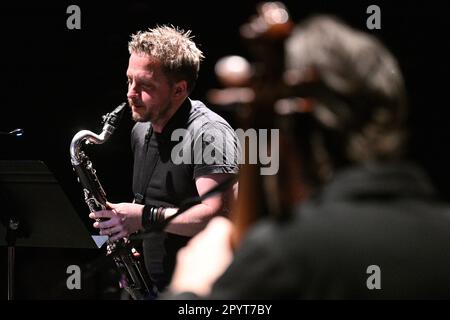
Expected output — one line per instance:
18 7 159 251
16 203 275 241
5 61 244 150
0 0 449 299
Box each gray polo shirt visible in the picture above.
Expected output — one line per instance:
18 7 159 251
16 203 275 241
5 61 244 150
131 98 239 292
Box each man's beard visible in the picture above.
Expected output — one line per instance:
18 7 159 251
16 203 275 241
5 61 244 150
129 99 151 122
131 110 150 122
129 100 171 124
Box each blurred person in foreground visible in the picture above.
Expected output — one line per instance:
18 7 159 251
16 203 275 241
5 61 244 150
162 15 450 299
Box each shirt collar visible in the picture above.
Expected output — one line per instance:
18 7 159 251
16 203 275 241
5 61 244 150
156 98 192 139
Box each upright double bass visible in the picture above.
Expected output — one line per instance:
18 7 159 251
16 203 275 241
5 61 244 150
209 2 303 246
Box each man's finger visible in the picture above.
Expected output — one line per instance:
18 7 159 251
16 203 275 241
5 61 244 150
110 231 126 242
89 210 114 219
94 218 115 229
106 201 118 209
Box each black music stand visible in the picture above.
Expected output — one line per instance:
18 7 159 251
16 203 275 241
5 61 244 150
0 160 102 300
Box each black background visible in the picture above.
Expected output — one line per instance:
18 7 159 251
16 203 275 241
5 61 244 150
0 0 449 299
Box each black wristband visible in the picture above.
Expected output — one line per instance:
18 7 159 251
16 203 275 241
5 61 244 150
142 205 153 230
142 205 166 231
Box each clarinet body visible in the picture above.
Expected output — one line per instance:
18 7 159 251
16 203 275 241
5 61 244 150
70 102 156 300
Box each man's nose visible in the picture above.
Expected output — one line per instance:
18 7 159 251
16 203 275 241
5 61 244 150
127 81 139 99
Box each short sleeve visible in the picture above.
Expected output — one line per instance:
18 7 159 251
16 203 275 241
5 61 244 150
192 121 240 179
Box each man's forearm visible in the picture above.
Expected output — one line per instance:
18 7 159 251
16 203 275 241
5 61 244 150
164 203 223 237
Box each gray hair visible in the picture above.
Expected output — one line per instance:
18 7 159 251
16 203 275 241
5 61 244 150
285 15 407 167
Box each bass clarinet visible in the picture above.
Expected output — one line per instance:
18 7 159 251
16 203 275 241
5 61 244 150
69 102 156 300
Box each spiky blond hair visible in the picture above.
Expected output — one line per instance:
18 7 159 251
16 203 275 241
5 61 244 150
128 25 204 93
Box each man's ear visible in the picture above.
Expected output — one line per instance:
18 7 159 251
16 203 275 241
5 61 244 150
173 80 188 98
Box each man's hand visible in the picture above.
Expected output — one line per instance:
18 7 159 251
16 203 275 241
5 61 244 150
89 202 144 241
169 216 234 297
